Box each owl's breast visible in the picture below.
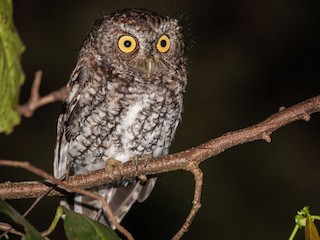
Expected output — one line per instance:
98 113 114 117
70 81 183 174
107 89 182 163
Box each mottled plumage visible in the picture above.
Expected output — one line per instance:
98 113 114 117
54 8 187 225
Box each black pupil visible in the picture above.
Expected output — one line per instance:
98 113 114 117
160 39 167 47
124 40 132 48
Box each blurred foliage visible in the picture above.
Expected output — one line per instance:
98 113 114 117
0 199 44 240
0 201 120 239
289 207 320 240
0 0 25 134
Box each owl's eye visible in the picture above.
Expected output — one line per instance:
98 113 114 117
156 35 171 53
118 35 137 53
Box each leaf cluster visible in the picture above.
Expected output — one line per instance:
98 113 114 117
0 199 120 240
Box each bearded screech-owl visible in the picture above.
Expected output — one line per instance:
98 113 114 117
54 8 187 225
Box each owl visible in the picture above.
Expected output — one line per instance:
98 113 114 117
54 8 187 225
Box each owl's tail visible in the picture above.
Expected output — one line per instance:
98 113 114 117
61 177 156 227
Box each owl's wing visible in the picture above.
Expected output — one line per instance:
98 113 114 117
53 66 82 179
53 111 69 179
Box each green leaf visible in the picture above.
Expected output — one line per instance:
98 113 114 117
0 0 25 134
0 199 44 240
62 207 121 240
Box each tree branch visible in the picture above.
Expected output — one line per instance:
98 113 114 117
18 71 69 117
0 161 133 240
2 95 319 200
1 95 319 240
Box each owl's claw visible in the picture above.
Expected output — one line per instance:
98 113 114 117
141 153 153 166
130 154 153 168
105 157 123 180
129 154 153 182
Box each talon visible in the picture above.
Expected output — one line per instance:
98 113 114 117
105 157 123 180
129 154 153 176
129 156 139 173
129 154 153 170
140 154 153 166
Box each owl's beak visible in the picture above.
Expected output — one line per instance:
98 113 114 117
145 58 153 77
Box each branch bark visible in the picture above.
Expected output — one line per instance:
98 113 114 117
0 222 24 237
1 95 319 200
172 164 203 240
18 71 69 117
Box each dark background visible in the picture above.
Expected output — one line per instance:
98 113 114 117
1 0 319 239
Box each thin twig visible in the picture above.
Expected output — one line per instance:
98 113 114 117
0 222 24 237
172 163 203 240
18 71 69 117
22 187 55 218
0 187 53 239
0 222 51 240
0 161 134 240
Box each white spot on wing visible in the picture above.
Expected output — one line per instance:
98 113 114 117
68 84 79 102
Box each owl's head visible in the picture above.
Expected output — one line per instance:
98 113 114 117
80 9 187 82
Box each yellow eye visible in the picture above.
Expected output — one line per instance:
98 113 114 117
118 35 137 53
156 35 170 53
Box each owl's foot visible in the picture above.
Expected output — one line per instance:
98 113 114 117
105 157 123 180
129 154 153 182
130 153 153 167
